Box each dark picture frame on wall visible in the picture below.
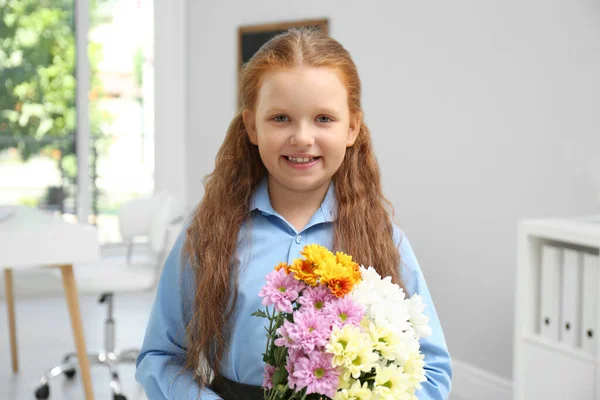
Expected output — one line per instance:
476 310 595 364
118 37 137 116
237 18 329 106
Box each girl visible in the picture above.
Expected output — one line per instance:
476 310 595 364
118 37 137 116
136 28 452 400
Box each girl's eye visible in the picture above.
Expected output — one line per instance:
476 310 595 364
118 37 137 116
273 115 289 123
317 116 333 123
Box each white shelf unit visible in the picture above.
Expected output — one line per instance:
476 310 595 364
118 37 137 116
514 216 600 400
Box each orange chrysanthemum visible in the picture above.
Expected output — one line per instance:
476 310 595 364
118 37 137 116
314 257 359 297
325 275 355 298
274 262 290 274
289 258 319 286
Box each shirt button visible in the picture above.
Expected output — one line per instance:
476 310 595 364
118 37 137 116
295 235 303 244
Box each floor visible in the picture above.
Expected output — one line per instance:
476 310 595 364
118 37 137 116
0 291 153 400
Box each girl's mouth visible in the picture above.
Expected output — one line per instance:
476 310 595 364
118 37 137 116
285 156 319 164
282 156 321 169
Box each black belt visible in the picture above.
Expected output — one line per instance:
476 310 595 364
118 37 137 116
210 376 265 400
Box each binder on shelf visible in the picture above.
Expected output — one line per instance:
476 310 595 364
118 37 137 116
581 252 599 356
560 248 583 348
540 245 562 341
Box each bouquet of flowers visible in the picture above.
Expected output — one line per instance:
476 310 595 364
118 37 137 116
253 244 432 400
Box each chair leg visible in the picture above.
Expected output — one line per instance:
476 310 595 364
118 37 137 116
4 268 18 373
63 351 102 366
62 351 78 363
107 363 126 398
39 360 76 386
116 348 139 363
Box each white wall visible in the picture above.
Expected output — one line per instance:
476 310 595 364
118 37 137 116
154 0 188 207
185 0 600 385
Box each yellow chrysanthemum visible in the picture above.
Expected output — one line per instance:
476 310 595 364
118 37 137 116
351 263 362 283
289 258 319 286
336 251 362 284
314 257 349 282
274 262 290 274
315 258 359 297
336 251 354 267
301 244 336 268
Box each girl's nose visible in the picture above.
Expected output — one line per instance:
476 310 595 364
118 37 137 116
290 123 315 147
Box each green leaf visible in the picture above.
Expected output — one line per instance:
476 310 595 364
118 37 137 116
271 367 288 385
251 309 268 319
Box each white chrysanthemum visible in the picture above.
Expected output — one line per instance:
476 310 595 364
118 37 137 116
392 331 421 366
337 371 353 391
402 347 427 389
342 338 379 380
348 266 430 399
352 266 432 342
366 322 399 361
372 364 412 400
326 324 363 367
369 301 412 335
334 380 373 400
351 267 411 335
404 294 432 340
353 267 405 303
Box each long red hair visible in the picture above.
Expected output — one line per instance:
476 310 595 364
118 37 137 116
182 27 406 389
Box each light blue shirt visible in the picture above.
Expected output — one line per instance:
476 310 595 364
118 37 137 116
135 178 453 399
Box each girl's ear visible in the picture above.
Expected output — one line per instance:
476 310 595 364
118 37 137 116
242 109 258 145
346 112 362 147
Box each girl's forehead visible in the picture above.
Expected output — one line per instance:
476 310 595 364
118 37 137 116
260 66 345 87
256 67 348 109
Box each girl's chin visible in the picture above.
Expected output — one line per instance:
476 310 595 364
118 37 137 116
268 175 333 194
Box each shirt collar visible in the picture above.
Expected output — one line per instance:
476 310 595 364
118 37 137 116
249 176 337 223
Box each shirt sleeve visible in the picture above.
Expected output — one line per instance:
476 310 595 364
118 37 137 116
135 227 222 400
393 224 453 400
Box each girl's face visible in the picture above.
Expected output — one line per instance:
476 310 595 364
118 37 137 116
243 67 361 197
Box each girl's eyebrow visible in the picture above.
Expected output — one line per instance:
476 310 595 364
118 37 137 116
315 107 340 116
263 107 341 116
263 107 287 115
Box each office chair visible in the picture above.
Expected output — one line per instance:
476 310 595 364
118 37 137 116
34 191 184 400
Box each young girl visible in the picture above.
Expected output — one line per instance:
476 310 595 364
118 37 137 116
136 28 452 400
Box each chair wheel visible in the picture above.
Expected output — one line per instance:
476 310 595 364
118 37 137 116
64 368 76 379
113 394 127 400
35 384 50 399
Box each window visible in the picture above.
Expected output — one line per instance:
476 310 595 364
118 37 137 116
0 0 155 244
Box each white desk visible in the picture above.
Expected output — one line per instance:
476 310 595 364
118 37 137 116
0 206 99 400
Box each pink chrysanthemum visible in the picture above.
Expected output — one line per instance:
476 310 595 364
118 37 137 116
323 297 365 328
258 268 306 313
263 364 276 389
298 284 336 312
274 319 293 348
292 350 341 398
285 308 332 353
286 348 303 390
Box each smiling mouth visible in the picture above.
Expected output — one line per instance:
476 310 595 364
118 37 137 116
285 156 320 164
